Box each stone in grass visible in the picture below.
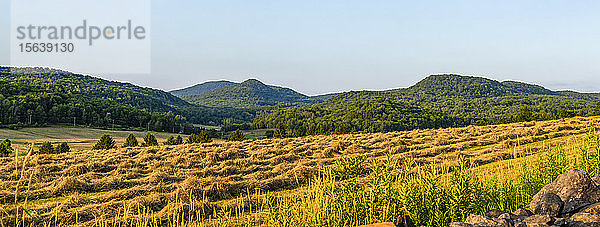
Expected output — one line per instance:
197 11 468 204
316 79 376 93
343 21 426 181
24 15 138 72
568 213 600 226
532 193 564 217
448 222 473 227
485 209 507 218
529 170 600 214
592 176 600 187
497 212 519 221
523 214 554 226
513 208 533 217
356 223 396 227
395 215 416 227
586 203 600 215
465 214 499 226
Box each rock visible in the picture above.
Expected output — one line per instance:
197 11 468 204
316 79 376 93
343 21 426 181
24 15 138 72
513 222 527 227
493 217 512 227
553 217 567 226
513 208 534 217
449 222 473 227
529 170 600 214
523 215 554 226
357 222 396 227
396 215 416 227
465 214 499 226
585 203 600 215
497 212 519 221
569 213 600 226
592 176 600 187
486 209 508 218
532 193 564 216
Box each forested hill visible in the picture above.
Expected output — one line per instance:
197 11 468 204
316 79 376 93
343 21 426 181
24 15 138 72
170 80 236 98
255 74 600 137
182 79 323 109
3 67 189 113
0 67 254 129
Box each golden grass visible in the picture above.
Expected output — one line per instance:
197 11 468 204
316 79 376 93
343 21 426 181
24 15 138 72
1 117 599 226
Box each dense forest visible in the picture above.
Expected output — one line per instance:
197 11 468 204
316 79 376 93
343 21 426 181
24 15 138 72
254 75 600 137
0 67 254 128
253 99 468 137
0 80 207 133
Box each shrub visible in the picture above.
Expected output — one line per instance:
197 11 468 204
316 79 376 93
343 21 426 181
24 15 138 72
141 133 158 147
55 142 70 153
93 135 116 150
164 135 184 145
187 130 212 144
123 134 139 147
227 129 245 141
0 139 13 157
39 142 55 154
265 130 275 139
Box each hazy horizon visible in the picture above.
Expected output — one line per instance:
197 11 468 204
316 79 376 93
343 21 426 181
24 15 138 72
2 1 600 95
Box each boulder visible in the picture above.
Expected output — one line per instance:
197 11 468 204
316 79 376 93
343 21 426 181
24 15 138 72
592 176 600 187
513 208 533 218
523 214 553 226
396 215 416 227
532 193 564 216
465 214 500 226
486 209 508 218
529 170 600 214
357 222 396 227
497 213 519 221
585 203 600 215
568 212 600 227
449 222 473 227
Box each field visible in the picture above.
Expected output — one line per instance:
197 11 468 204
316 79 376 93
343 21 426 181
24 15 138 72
1 117 600 226
0 127 187 151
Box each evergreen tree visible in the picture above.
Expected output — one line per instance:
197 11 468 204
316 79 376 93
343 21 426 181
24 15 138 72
39 142 55 154
93 135 116 150
0 139 13 157
187 130 212 144
55 142 70 153
123 134 139 147
227 129 245 141
164 135 184 145
594 102 600 116
175 135 183 145
264 130 274 139
141 133 158 147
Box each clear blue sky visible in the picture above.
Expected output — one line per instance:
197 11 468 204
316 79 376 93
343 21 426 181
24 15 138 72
2 0 600 95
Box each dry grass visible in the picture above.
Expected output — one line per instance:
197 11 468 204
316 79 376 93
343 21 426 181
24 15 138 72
1 117 599 226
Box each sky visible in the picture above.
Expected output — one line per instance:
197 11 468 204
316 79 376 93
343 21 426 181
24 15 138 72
2 0 600 95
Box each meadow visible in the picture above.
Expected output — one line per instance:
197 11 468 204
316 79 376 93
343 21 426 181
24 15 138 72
1 117 599 226
0 126 185 151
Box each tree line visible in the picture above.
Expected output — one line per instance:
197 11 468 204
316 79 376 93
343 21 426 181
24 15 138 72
253 98 600 138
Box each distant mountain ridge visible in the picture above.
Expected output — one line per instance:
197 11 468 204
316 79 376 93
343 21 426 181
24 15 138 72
181 79 324 109
3 67 599 134
170 80 236 98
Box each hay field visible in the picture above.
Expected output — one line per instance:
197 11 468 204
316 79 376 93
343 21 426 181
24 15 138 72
1 117 599 226
0 127 186 151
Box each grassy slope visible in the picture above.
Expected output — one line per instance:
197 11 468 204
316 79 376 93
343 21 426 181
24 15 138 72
1 116 599 226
